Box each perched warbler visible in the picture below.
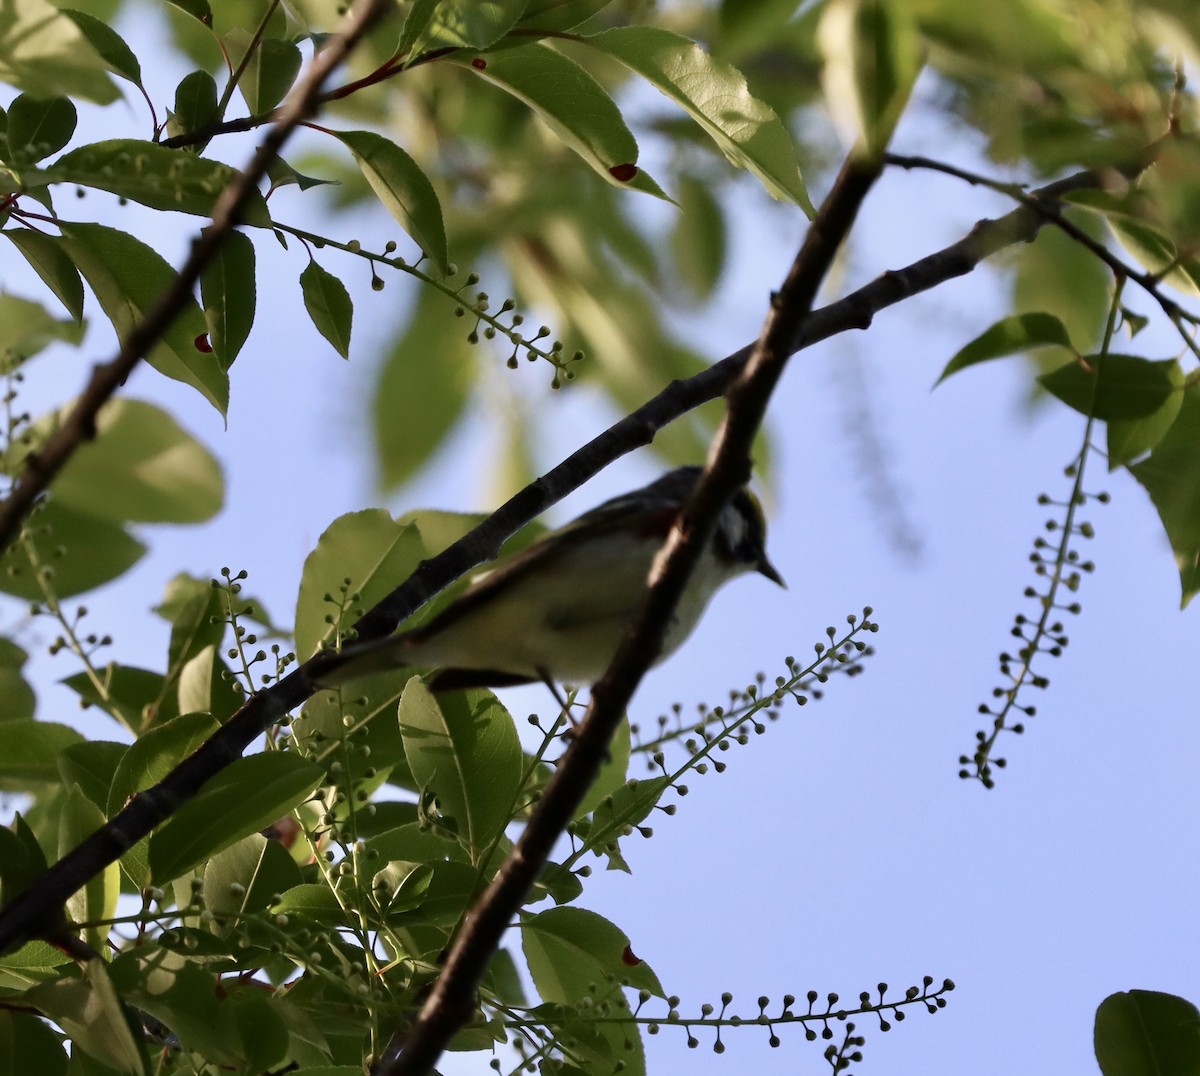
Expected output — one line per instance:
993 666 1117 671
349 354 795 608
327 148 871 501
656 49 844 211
312 466 783 691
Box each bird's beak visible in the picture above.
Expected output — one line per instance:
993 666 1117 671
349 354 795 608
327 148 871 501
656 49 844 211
757 555 786 588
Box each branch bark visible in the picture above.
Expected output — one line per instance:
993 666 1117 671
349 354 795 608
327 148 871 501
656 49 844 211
0 164 1105 958
0 0 394 555
372 151 884 1074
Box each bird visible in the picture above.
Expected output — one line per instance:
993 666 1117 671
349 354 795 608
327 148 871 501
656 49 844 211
310 466 784 692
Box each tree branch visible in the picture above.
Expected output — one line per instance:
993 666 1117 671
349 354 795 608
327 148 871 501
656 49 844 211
0 164 1107 958
371 151 883 1074
0 0 394 555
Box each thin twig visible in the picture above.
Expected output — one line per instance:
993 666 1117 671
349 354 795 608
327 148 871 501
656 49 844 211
0 164 1111 959
0 0 395 555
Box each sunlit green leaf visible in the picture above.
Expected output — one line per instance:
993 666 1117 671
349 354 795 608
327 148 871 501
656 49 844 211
519 0 614 33
57 221 227 415
203 834 303 937
24 960 147 1074
407 0 528 51
373 289 473 491
454 44 668 200
25 398 223 524
0 292 84 359
107 712 219 886
585 26 814 209
60 10 143 88
332 130 450 275
818 0 921 160
201 230 256 368
48 140 271 226
0 0 119 103
59 787 119 953
936 312 1074 385
0 499 145 600
1 229 85 322
294 511 425 660
148 751 324 883
1130 385 1200 608
399 680 522 861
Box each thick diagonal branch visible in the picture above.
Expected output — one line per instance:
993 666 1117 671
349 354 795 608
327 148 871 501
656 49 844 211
0 165 1105 959
373 151 884 1076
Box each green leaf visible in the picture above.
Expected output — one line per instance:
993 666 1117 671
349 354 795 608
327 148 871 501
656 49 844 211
937 312 1074 385
61 665 175 734
671 174 726 301
60 10 143 88
202 833 303 936
1 229 85 322
524 906 664 999
519 0 615 33
294 509 425 660
1130 385 1200 608
585 27 814 210
818 0 921 160
169 70 219 139
1013 221 1111 369
1095 990 1200 1076
25 960 148 1075
266 155 337 193
0 0 119 103
454 44 668 200
522 906 657 1071
0 639 35 722
573 718 629 820
166 0 212 21
28 398 223 524
57 741 128 811
1108 382 1186 470
300 259 353 359
1107 217 1200 298
5 94 76 165
406 0 528 51
157 573 226 674
49 140 271 227
57 221 228 415
399 681 523 861
373 290 474 491
0 292 84 359
107 713 220 886
0 813 49 903
0 499 144 599
226 30 302 114
332 130 450 276
0 1012 68 1076
177 645 244 722
107 949 240 1066
59 787 119 953
200 229 256 368
148 751 325 883
1039 355 1183 421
